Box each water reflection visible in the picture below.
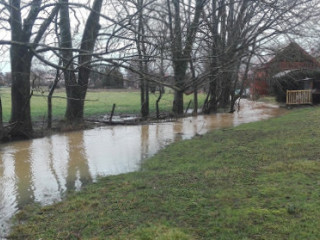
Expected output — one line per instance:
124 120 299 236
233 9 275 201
30 138 61 205
14 142 34 208
0 100 286 236
0 147 18 237
84 126 142 179
141 125 149 160
66 132 92 191
173 121 183 142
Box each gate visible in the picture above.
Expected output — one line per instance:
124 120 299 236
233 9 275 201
286 90 312 105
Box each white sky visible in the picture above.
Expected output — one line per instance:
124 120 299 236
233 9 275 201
1 0 320 74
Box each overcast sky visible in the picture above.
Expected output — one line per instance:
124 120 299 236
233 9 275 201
1 0 320 74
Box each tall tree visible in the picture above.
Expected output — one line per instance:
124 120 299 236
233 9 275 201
0 96 3 140
6 0 59 138
202 0 317 114
136 0 150 118
167 0 207 115
59 0 103 122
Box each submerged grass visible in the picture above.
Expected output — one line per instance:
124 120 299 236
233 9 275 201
0 88 205 122
9 107 320 239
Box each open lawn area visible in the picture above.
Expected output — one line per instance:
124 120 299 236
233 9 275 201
0 88 206 122
9 106 320 239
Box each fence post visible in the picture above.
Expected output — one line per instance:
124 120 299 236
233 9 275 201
109 104 116 123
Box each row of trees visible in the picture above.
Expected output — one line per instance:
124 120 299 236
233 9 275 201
0 0 319 139
90 66 124 88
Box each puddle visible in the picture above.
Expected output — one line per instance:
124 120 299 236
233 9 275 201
0 100 286 236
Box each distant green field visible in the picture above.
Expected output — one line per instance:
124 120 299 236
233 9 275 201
0 88 206 122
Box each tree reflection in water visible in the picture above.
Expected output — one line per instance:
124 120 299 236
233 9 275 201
66 131 92 191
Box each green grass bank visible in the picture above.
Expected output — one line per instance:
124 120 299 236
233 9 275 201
9 107 320 239
0 88 205 122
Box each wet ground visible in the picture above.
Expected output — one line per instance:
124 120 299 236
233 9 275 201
0 100 286 236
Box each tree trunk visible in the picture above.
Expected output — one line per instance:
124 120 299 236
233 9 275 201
219 73 231 108
203 0 219 114
60 0 102 122
8 0 34 138
172 61 188 115
65 82 86 121
47 68 61 129
139 68 149 118
0 96 3 140
189 59 198 115
137 0 149 118
10 46 33 137
8 0 58 138
168 0 206 116
48 96 52 129
156 89 163 119
193 88 198 115
173 90 184 115
59 0 79 121
203 78 218 114
141 78 149 118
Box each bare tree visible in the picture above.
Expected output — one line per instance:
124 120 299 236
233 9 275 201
0 96 3 140
59 0 103 122
0 0 59 138
136 0 150 117
201 0 319 114
166 0 207 115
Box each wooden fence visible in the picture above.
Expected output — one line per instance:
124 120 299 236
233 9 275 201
286 90 312 105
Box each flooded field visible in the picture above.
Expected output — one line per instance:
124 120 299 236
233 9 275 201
0 100 286 236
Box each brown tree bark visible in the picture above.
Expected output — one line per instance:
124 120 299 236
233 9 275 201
189 59 198 115
10 47 33 137
9 0 33 138
9 0 58 138
167 0 207 116
137 0 149 118
0 96 3 140
48 66 61 129
60 0 103 122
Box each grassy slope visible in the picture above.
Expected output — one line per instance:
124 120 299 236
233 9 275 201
10 107 320 239
0 88 204 122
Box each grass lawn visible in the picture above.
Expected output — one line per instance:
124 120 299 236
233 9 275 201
9 106 320 239
0 88 205 122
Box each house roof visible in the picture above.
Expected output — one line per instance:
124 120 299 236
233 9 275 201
272 69 297 78
267 42 320 67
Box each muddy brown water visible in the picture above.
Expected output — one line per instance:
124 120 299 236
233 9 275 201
0 100 286 236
